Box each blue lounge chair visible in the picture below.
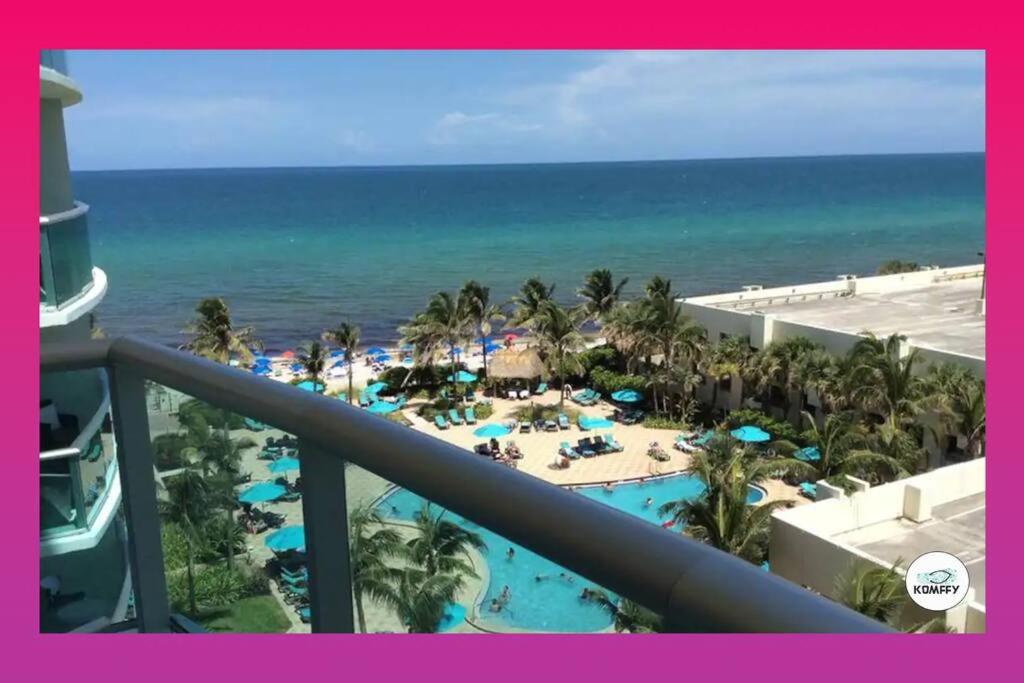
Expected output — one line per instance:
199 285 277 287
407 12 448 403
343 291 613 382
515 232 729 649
297 606 311 623
558 413 570 430
434 415 449 430
465 408 477 424
465 390 476 402
577 415 589 431
448 409 464 426
280 572 307 587
243 417 265 432
799 482 817 500
559 441 580 459
359 393 371 408
534 382 548 395
281 566 307 581
577 438 596 457
604 433 624 452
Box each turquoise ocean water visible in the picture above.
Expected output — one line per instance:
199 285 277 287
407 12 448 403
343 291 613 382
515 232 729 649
74 154 984 350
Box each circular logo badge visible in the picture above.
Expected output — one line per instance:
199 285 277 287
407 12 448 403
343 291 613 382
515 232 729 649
905 552 970 611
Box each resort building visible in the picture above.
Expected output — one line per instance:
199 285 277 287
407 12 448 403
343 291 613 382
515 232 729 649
680 264 985 466
769 458 985 633
40 50 131 632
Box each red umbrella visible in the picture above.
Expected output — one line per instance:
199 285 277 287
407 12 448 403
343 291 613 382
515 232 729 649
280 350 295 359
504 333 518 341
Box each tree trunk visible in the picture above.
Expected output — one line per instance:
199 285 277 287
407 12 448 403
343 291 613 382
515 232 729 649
225 509 235 569
186 539 198 615
347 364 354 405
356 591 367 633
480 326 488 378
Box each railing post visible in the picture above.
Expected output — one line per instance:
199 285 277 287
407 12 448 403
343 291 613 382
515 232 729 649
107 366 170 633
298 440 354 633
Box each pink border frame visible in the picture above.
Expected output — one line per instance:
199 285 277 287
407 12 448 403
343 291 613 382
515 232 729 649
4 2 1018 677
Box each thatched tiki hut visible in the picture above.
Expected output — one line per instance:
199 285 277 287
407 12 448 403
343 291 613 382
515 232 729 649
487 347 547 390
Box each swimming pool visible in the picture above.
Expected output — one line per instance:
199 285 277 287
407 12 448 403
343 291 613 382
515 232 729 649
375 474 765 632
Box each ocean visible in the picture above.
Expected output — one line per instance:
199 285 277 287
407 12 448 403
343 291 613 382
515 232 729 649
74 153 985 351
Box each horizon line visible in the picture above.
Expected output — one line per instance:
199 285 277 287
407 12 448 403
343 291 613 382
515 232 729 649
73 149 985 174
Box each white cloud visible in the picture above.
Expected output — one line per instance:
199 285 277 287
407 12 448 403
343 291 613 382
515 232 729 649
427 110 541 145
332 129 373 153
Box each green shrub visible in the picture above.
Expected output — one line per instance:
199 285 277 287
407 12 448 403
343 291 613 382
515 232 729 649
578 345 621 373
724 408 799 443
178 399 245 431
152 432 190 471
589 367 647 396
161 523 190 573
473 403 494 420
642 415 691 430
168 563 269 614
511 404 577 422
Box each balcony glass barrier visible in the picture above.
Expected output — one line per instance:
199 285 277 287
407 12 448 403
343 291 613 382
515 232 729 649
40 211 94 309
40 49 70 76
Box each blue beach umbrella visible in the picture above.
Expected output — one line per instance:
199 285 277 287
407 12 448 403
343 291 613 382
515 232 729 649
402 357 414 365
374 354 392 363
730 425 771 443
331 360 347 368
475 336 491 345
330 349 345 358
366 381 388 394
265 525 305 553
238 482 286 504
483 342 501 354
366 346 387 356
692 430 715 446
473 423 511 438
447 370 478 383
252 356 271 365
367 401 399 414
794 446 822 462
289 363 303 372
252 366 271 375
610 389 642 403
267 457 300 474
296 380 325 392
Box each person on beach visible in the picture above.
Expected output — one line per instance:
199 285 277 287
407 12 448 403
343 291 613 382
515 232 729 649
506 547 515 561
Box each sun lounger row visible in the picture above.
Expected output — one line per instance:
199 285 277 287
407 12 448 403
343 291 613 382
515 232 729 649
571 388 601 406
558 433 624 459
614 408 644 425
434 407 477 429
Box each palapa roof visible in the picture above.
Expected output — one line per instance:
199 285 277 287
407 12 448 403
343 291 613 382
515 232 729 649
487 347 547 380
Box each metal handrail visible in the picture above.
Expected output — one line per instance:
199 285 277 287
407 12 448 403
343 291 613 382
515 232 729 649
40 337 891 633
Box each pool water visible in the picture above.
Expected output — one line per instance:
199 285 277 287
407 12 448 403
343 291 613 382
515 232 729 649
578 416 615 429
375 474 765 632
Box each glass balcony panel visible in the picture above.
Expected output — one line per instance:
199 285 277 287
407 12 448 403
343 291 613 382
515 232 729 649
41 455 83 536
40 49 70 76
146 382 298 633
41 212 94 309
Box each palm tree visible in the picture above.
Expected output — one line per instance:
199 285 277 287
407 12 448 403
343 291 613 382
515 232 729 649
377 568 464 633
400 291 473 392
406 504 486 578
577 268 628 322
509 277 556 331
644 275 672 299
459 280 504 378
534 301 586 407
702 335 753 410
349 506 404 633
659 436 783 563
749 336 819 420
323 321 360 405
775 412 907 485
159 469 211 615
187 426 255 478
181 297 261 364
835 561 906 623
849 333 925 432
602 300 654 374
639 280 706 414
298 340 328 393
922 363 985 459
583 589 662 633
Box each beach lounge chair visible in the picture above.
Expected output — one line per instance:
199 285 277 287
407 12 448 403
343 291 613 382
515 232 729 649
465 389 476 402
518 389 530 399
534 382 548 395
559 441 580 459
448 409 464 426
282 583 308 603
533 418 546 432
799 482 817 500
592 435 611 453
519 421 531 433
604 433 624 452
434 415 449 430
280 565 307 581
359 393 371 408
558 413 570 430
243 417 265 432
576 415 589 430
473 443 491 456
577 438 596 457
297 606 311 623
544 419 558 432
279 571 307 587
465 407 477 424
507 390 518 400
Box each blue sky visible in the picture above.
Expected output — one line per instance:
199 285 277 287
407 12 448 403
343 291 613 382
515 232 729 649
64 50 985 170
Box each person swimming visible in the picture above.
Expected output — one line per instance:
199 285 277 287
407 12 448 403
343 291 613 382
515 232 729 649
644 497 654 507
603 482 614 492
506 547 515 560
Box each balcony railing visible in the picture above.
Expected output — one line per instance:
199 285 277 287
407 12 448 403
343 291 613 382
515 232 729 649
40 337 891 634
40 50 70 77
